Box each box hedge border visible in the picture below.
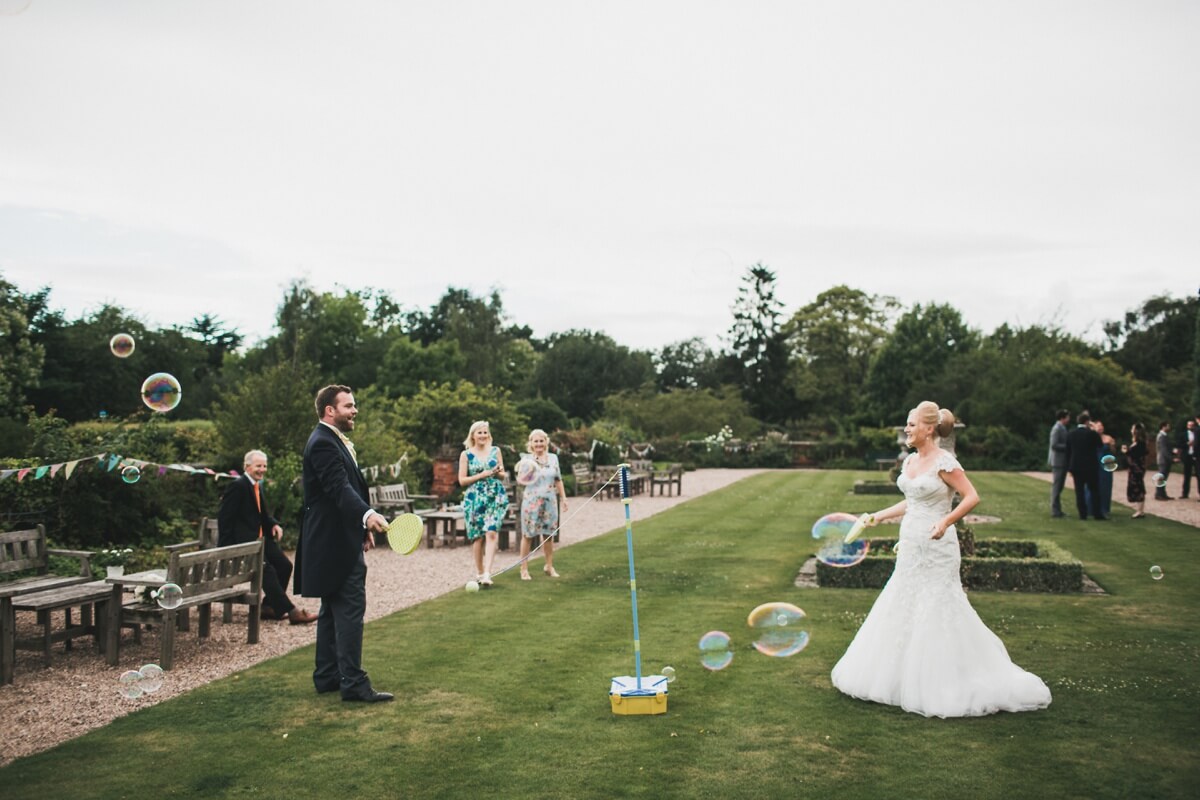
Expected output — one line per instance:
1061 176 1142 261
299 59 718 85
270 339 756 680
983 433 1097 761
815 538 1084 593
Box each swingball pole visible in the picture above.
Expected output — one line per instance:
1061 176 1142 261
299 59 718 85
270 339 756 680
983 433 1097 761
608 463 668 714
619 463 643 689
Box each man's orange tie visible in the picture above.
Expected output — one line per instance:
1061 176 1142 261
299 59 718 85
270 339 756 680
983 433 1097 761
253 481 264 539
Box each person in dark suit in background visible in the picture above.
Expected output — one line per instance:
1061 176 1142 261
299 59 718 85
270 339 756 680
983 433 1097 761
1181 418 1196 499
1048 409 1070 518
217 449 316 624
295 385 392 703
1065 411 1106 520
1155 421 1173 500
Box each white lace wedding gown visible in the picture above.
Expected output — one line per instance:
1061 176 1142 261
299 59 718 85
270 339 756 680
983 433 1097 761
830 451 1052 718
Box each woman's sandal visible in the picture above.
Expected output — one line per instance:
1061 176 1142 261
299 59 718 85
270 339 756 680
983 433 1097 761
520 570 532 580
544 566 560 578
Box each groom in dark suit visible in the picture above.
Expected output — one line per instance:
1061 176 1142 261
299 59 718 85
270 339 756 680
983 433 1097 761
217 449 316 624
1065 411 1105 520
295 385 392 702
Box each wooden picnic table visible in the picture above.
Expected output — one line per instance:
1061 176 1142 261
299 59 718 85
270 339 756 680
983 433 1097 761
104 568 167 666
416 509 465 549
1 574 93 684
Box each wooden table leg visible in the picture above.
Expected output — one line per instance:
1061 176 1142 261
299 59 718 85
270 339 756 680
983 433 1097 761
105 584 121 666
1 597 14 685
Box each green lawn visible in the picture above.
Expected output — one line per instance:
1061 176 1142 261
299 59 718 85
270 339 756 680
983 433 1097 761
3 471 1198 799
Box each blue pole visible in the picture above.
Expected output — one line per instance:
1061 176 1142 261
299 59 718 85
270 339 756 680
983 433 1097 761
618 464 643 690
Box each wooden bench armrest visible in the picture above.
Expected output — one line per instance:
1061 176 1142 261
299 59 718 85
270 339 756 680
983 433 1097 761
408 493 438 501
164 539 202 553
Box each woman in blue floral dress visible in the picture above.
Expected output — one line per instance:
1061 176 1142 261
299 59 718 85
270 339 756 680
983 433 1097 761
517 429 568 580
458 421 508 586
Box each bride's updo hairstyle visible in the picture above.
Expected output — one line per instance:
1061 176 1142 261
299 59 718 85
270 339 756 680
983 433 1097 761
914 401 956 440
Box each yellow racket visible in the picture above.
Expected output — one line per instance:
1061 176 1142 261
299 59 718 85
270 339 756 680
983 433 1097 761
844 513 874 544
387 513 423 555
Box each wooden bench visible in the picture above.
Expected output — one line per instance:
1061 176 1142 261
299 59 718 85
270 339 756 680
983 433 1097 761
571 463 596 497
164 518 234 625
106 540 264 670
1 525 94 684
11 580 112 671
372 483 439 515
650 463 684 497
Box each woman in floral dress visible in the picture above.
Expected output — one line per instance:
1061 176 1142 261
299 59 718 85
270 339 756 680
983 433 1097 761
518 429 568 580
458 421 508 586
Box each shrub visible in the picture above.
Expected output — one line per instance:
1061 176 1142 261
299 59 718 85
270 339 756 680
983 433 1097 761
815 538 1084 593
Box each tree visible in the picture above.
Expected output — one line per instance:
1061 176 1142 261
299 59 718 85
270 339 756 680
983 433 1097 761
395 381 527 455
0 275 45 419
1103 293 1198 383
784 286 897 423
515 397 571 433
211 359 322 464
27 302 214 422
655 337 722 391
925 324 1156 443
862 303 980 425
403 287 533 391
727 263 792 423
601 386 761 439
265 281 400 390
532 330 654 421
376 336 466 398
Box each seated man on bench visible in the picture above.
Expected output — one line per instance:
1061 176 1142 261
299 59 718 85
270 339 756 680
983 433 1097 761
218 449 317 625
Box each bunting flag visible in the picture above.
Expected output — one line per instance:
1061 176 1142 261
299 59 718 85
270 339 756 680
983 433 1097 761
0 452 239 485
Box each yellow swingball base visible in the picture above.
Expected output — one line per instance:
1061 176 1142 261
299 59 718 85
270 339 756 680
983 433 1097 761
609 676 668 716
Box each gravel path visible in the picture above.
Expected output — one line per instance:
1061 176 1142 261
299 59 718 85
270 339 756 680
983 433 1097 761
1022 470 1200 527
0 469 764 766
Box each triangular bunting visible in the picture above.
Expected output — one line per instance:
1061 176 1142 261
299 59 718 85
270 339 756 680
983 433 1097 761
0 469 14 481
17 468 31 482
34 466 49 480
107 454 121 471
49 463 63 478
65 460 80 479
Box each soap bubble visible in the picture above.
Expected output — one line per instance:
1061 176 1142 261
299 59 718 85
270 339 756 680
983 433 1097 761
661 666 676 683
121 465 142 484
747 602 810 657
465 580 480 593
118 670 144 699
141 372 182 413
698 630 733 671
811 513 870 567
154 583 183 610
138 664 164 694
1101 454 1117 473
1153 473 1167 489
109 333 136 358
1149 565 1163 581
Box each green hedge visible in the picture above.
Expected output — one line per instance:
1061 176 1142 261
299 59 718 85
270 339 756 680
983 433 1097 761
815 538 1084 593
852 480 901 495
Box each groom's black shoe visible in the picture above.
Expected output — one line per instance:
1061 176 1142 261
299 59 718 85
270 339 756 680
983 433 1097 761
342 688 394 703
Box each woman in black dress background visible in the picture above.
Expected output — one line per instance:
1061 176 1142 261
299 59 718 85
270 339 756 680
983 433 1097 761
1124 422 1147 519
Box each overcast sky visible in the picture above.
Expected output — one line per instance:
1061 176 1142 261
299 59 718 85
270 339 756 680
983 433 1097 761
1 0 1197 353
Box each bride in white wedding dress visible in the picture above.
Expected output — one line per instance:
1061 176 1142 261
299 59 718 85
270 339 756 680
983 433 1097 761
831 401 1052 718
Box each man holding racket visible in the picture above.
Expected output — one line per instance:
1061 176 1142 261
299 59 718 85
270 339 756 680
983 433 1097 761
295 385 393 703
217 449 317 624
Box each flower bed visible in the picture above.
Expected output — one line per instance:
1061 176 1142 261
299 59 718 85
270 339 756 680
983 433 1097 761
815 538 1084 593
